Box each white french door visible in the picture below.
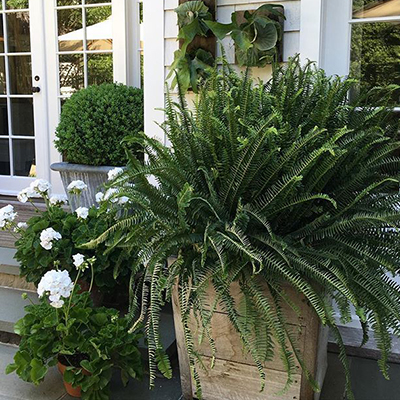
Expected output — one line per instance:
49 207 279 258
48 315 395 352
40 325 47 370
0 0 141 195
0 0 48 194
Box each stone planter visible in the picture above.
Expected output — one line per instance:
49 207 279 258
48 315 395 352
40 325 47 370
170 260 328 400
51 162 116 211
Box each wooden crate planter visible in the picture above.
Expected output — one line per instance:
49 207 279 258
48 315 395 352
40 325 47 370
172 281 328 400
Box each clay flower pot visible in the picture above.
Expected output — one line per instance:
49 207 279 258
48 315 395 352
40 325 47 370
58 358 91 398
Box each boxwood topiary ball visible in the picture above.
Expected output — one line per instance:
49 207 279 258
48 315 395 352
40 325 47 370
55 83 144 166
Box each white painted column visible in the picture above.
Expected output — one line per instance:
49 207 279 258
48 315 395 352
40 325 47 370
143 0 166 144
299 0 323 64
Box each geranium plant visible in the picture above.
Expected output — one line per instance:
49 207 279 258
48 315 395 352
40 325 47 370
1 174 135 292
6 263 143 400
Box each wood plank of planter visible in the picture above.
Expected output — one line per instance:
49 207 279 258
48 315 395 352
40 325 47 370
204 282 313 326
190 311 305 371
194 357 301 400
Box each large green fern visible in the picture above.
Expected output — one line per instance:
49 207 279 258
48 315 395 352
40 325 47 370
91 57 400 399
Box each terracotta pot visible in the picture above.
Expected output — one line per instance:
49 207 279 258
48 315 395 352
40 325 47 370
58 361 91 398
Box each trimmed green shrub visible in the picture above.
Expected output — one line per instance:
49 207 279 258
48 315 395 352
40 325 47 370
55 83 144 166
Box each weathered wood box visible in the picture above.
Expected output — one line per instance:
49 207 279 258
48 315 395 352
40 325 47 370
172 281 328 400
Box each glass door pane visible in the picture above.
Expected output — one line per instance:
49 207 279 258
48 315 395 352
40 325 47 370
56 0 114 109
0 0 35 178
353 0 400 19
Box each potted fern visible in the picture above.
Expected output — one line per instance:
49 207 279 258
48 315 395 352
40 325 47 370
93 58 400 400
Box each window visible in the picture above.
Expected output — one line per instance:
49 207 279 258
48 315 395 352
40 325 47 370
350 1 400 104
55 0 114 110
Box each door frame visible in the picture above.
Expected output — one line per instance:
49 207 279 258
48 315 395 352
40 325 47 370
0 0 49 195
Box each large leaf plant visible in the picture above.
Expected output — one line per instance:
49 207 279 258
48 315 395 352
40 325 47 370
168 1 215 93
90 57 400 399
206 4 284 67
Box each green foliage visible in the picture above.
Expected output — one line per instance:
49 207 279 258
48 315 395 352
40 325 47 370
6 291 143 400
206 4 284 67
15 202 134 292
95 58 400 398
55 84 144 166
169 1 215 93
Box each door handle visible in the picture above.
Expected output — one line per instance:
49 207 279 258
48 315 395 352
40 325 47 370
32 86 41 93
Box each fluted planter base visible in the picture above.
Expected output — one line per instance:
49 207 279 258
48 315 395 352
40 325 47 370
51 162 116 211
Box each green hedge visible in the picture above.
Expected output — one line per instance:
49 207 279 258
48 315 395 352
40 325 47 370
55 83 144 166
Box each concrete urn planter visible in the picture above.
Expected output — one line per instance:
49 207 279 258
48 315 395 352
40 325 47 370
51 162 116 211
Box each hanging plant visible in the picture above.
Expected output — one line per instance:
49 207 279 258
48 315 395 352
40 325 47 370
206 4 285 67
168 0 215 93
170 48 215 93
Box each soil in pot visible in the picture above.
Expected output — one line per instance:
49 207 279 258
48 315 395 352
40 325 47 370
58 354 90 398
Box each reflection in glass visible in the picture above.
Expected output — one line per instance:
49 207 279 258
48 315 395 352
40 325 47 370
0 99 8 136
6 0 29 9
88 53 113 86
86 0 111 3
59 54 84 95
57 0 81 5
353 0 400 18
0 16 4 53
350 22 400 104
9 55 31 94
86 6 112 51
58 8 83 51
7 12 30 52
0 139 10 175
0 57 6 94
13 138 35 176
11 98 34 136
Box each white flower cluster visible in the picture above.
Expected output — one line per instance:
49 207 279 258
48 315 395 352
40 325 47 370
17 179 52 203
40 227 62 250
72 253 88 271
49 194 68 206
14 222 28 232
95 188 129 205
67 180 88 194
0 205 17 229
37 270 74 308
107 167 123 181
75 207 89 220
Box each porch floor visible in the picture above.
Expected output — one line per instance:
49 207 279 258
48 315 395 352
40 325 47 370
2 341 400 400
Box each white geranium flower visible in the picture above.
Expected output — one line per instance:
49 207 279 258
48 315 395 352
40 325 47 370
0 205 17 229
104 188 118 203
37 270 73 308
49 194 68 206
14 222 28 232
118 196 129 205
75 207 89 220
40 228 62 250
17 187 36 203
72 253 86 270
95 192 104 203
30 179 51 194
107 167 123 181
67 180 87 194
